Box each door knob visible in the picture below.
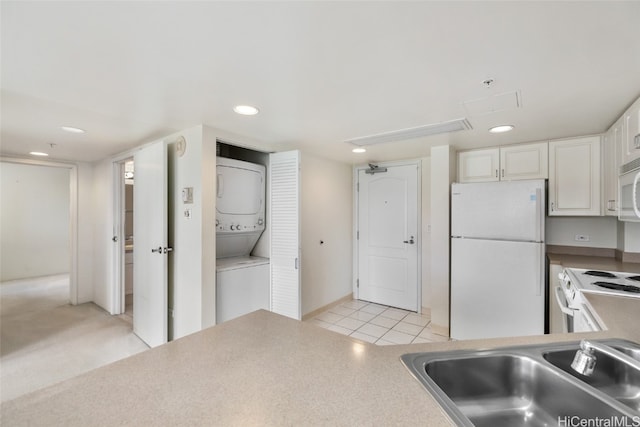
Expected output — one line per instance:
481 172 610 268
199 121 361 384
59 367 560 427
151 246 163 253
403 236 415 244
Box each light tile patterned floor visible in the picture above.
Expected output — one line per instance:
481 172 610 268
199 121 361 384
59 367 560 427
306 299 451 345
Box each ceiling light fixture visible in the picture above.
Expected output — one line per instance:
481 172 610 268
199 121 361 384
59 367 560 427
352 148 366 153
233 105 260 116
489 125 514 133
29 151 49 157
61 126 85 134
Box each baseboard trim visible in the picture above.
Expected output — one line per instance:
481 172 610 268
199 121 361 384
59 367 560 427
420 306 431 317
430 323 449 338
302 293 354 321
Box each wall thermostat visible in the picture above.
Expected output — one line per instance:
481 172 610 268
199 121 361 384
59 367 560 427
182 187 193 204
175 136 187 157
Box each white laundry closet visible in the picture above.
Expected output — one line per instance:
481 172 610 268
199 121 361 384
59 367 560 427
215 153 270 323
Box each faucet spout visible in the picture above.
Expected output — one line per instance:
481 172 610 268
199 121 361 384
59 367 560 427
571 339 640 376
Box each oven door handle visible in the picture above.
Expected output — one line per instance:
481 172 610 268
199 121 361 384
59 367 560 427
554 286 575 316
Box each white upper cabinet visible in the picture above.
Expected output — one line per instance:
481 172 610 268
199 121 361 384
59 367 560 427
548 136 601 216
622 97 640 165
603 118 622 215
458 142 548 183
458 148 499 182
499 142 548 181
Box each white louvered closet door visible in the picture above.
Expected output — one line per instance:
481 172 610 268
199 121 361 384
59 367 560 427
269 150 301 320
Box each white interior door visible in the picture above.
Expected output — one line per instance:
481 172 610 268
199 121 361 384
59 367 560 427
133 140 168 348
357 163 419 311
269 150 301 320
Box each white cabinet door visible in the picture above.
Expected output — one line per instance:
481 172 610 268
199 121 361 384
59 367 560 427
549 136 601 216
458 148 499 182
622 97 640 164
500 142 548 180
458 143 547 183
269 150 301 320
603 122 621 216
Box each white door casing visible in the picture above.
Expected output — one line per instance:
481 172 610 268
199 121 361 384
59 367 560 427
357 163 419 311
269 150 301 320
133 140 169 348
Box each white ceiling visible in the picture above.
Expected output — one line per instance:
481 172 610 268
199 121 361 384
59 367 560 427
2 1 640 164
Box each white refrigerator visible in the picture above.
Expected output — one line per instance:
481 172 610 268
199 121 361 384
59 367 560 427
450 179 546 340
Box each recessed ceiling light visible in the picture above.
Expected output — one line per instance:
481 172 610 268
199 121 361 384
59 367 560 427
61 126 85 134
29 151 49 157
233 105 260 116
489 125 514 133
352 148 367 153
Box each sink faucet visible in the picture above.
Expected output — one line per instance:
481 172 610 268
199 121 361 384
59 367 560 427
571 339 640 376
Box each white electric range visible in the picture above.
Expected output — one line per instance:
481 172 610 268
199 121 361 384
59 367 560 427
563 268 640 299
556 268 638 333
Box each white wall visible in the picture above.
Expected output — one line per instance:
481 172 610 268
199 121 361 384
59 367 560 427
91 158 114 311
76 162 95 304
545 216 618 248
300 153 353 316
168 125 217 339
430 145 455 336
623 222 640 253
0 162 69 281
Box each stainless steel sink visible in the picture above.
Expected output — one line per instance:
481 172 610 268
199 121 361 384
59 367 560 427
402 339 640 427
543 343 640 412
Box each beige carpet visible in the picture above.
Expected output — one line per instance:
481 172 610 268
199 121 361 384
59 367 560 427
0 275 149 402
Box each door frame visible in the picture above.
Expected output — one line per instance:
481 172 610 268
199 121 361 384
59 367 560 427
110 141 161 315
111 156 133 315
0 156 78 304
352 159 422 312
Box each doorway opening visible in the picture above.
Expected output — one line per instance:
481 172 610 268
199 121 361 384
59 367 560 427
0 158 77 304
113 158 134 321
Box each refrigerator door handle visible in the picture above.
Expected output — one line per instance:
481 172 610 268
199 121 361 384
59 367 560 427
535 188 542 243
536 244 543 296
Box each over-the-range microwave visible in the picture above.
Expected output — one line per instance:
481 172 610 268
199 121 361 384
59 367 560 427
619 158 640 222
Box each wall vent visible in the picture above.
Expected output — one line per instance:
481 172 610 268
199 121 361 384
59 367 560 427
345 118 472 147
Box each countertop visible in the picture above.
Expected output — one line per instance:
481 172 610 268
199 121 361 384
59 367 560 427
547 252 640 273
3 255 640 426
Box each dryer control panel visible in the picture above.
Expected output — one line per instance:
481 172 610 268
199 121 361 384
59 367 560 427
216 218 264 233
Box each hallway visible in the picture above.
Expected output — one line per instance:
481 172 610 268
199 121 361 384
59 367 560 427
0 275 149 402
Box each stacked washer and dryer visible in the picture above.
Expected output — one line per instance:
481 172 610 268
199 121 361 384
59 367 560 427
215 157 270 323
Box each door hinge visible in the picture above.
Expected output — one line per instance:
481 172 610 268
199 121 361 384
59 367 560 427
357 182 359 192
357 230 359 240
357 279 359 288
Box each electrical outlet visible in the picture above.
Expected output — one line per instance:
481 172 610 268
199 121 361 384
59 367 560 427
575 234 590 242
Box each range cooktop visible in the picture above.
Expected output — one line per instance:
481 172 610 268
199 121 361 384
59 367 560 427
566 268 640 299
